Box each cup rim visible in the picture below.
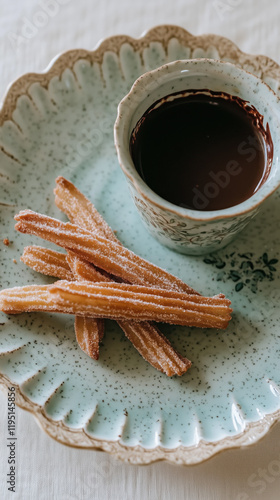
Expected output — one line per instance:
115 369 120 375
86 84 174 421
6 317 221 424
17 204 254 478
114 58 280 222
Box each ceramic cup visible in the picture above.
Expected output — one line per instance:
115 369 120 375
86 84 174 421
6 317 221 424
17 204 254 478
114 59 280 255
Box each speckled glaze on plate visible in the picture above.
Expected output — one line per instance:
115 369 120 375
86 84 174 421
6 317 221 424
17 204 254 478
0 25 280 465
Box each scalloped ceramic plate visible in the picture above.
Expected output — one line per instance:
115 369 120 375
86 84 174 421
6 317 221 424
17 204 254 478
0 26 280 465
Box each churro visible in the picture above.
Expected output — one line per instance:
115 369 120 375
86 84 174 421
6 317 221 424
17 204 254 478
116 320 191 375
66 251 109 340
66 251 105 359
0 282 193 375
54 176 119 243
48 281 231 328
75 316 104 361
66 251 110 284
0 281 231 329
21 245 73 281
14 210 197 293
0 284 62 314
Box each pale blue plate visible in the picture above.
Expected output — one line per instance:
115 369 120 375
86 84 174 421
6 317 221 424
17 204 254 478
0 26 279 464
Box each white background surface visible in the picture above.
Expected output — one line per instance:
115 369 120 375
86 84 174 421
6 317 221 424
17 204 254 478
0 0 280 499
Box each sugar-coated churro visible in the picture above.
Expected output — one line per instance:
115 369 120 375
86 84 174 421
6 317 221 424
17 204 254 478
55 177 196 294
0 280 231 374
1 281 230 328
0 282 192 375
66 251 110 284
54 176 119 243
14 210 198 294
0 281 231 327
75 316 104 361
48 281 231 328
21 245 73 281
116 320 191 375
0 284 63 314
67 251 105 354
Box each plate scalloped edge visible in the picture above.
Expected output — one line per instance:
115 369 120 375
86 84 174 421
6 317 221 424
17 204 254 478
1 24 280 465
2 24 280 125
1 372 280 465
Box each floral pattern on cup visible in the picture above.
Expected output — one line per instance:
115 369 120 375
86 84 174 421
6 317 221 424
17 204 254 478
132 194 258 255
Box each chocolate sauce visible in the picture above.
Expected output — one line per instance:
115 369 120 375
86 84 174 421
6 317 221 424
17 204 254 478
130 91 273 211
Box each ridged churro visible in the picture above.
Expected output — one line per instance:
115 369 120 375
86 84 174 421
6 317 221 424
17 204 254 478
0 281 231 327
0 284 62 314
14 210 197 294
55 176 120 244
0 282 192 375
74 316 104 361
66 251 110 284
116 320 191 375
48 281 231 328
21 246 73 281
66 251 105 359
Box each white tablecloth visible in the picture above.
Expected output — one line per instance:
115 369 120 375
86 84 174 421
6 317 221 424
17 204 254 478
0 1 280 498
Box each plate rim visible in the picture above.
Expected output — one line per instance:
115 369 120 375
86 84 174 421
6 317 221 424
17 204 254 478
1 373 280 465
1 24 280 465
